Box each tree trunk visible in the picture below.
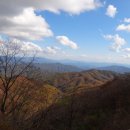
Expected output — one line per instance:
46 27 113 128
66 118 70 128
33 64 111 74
1 91 8 113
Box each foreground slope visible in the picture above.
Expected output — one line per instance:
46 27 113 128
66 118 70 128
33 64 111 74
30 73 130 130
1 70 129 130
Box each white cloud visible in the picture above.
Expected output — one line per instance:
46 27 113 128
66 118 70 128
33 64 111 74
21 42 43 53
116 24 130 32
0 38 43 55
56 36 78 49
0 37 62 57
80 54 88 57
104 34 126 52
44 46 61 54
116 18 130 33
0 0 102 16
0 0 102 40
106 5 117 18
43 0 102 14
122 54 130 59
122 48 130 59
1 8 53 40
123 48 130 53
124 18 130 23
21 44 61 56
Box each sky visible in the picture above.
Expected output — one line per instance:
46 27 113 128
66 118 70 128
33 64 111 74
0 0 130 64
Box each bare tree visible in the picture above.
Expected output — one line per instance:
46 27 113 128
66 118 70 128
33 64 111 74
0 39 35 116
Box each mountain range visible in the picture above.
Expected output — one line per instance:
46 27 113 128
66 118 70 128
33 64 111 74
31 57 130 74
97 65 130 74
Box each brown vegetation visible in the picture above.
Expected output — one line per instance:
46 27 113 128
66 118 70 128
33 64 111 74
30 73 130 130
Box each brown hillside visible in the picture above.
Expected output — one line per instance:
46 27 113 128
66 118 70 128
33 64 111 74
50 70 117 93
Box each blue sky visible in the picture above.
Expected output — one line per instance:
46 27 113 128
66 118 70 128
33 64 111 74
0 0 130 63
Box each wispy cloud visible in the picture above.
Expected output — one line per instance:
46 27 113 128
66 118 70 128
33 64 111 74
104 34 126 52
